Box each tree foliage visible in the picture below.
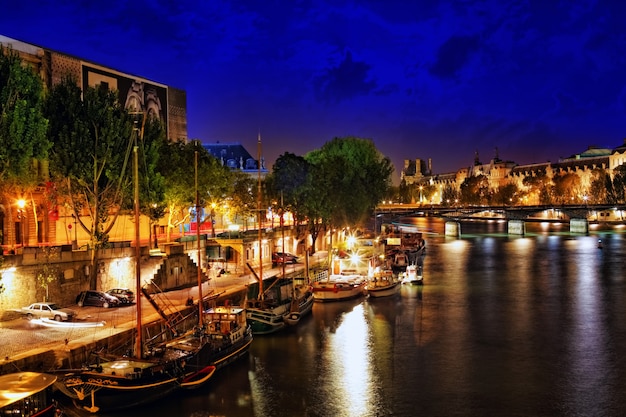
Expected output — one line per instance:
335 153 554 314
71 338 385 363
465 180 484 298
613 164 626 204
493 183 519 206
522 170 552 204
265 152 311 224
158 140 232 241
0 47 50 182
552 172 582 204
0 46 51 247
45 77 135 250
299 137 393 251
305 137 393 228
459 175 489 205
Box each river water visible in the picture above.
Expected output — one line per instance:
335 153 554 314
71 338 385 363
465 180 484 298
101 218 626 417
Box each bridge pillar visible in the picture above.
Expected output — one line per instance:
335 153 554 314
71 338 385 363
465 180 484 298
570 218 589 234
445 221 461 238
507 220 526 236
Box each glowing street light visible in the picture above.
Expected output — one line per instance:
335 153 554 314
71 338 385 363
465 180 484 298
17 199 26 247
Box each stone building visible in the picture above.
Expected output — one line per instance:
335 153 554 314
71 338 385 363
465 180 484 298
402 143 623 205
0 34 188 251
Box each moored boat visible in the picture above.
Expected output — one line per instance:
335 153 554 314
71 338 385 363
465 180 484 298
0 372 60 417
284 279 314 326
54 124 248 414
312 274 367 302
169 305 253 390
401 264 423 285
367 270 401 298
245 276 292 335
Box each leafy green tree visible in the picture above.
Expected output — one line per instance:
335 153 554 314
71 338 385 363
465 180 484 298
45 77 148 287
613 164 626 204
588 168 612 204
493 183 519 206
230 170 257 231
459 175 489 205
304 137 393 251
158 140 232 242
0 46 51 247
35 246 60 302
552 172 582 204
266 152 310 225
397 180 413 203
46 78 132 248
441 185 460 206
420 183 438 204
522 171 552 205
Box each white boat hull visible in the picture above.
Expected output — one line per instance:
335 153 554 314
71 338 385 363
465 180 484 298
367 280 401 298
312 275 367 302
402 265 423 285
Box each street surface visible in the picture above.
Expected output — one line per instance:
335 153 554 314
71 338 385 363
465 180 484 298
0 252 327 362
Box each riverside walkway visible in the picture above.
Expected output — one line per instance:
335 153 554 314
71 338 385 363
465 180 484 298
0 251 327 371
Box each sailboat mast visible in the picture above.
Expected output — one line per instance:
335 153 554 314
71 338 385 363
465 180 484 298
133 143 142 359
195 147 203 326
281 191 285 278
257 134 263 299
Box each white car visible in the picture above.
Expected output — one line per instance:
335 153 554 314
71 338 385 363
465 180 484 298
20 302 76 322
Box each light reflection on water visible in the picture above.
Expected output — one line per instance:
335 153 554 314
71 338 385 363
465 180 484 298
103 218 626 417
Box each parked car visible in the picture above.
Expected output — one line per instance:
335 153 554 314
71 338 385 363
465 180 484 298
272 252 298 266
76 290 120 308
20 302 76 321
106 288 135 304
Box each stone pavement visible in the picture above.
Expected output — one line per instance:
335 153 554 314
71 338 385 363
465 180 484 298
0 251 328 367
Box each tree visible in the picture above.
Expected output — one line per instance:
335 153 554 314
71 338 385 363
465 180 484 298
304 137 393 251
158 140 232 242
613 164 626 204
45 77 146 287
0 46 51 248
588 168 612 204
266 152 311 225
459 175 489 205
493 183 519 206
522 171 552 205
230 170 257 230
552 172 582 204
441 185 459 206
35 246 60 302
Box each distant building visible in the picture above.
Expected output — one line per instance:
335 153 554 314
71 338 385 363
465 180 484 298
203 142 269 178
0 35 188 142
403 143 624 205
0 34 188 249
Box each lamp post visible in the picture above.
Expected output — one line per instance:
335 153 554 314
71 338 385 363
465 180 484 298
17 199 26 248
210 203 216 238
71 213 78 249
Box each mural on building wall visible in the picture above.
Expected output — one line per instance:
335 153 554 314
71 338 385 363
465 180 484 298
81 64 168 134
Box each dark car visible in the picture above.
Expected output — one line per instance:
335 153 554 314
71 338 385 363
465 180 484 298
272 252 298 266
107 288 135 304
76 290 120 308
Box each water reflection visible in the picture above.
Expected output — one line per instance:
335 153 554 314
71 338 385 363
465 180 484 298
101 219 626 417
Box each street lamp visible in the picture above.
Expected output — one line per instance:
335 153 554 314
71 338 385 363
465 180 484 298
17 199 26 248
71 213 78 249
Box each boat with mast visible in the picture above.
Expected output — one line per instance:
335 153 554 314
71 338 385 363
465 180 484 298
55 126 251 413
0 372 61 417
278 192 314 326
244 134 294 334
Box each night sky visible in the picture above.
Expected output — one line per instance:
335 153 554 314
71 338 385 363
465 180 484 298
2 1 625 183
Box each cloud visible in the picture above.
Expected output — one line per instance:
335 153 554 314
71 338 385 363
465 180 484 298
429 35 481 80
313 50 377 103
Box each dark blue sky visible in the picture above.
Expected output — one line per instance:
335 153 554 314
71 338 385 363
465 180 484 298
2 1 625 182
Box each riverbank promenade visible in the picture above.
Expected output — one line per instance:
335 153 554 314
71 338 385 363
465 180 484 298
0 251 328 371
